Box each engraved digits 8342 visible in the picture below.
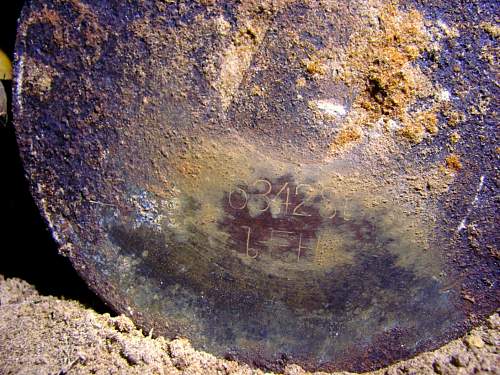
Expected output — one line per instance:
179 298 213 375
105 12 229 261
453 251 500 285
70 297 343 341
228 179 338 219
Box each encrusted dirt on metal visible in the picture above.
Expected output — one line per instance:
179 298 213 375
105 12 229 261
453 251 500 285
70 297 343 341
14 0 499 372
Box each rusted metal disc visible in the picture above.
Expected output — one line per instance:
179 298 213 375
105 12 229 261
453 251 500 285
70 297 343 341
14 0 499 372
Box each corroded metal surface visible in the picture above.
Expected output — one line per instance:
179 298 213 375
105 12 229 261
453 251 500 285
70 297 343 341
14 0 499 372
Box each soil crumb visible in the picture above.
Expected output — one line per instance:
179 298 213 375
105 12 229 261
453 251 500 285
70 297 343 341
445 154 463 171
0 275 498 375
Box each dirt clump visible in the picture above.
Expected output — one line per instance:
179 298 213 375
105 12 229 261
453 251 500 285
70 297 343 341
445 154 463 171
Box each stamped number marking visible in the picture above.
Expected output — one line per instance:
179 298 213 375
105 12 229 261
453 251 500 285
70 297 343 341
228 179 345 218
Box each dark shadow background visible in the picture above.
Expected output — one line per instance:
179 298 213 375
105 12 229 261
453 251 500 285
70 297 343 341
0 0 109 313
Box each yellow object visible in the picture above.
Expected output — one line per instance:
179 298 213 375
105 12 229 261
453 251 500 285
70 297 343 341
0 50 13 80
465 335 485 349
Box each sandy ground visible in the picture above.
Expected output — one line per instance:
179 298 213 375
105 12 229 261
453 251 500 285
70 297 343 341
0 275 498 375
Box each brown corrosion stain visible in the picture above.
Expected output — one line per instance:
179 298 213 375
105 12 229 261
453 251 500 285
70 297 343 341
330 127 362 153
396 108 441 144
19 0 106 53
303 56 327 76
337 3 433 124
322 1 459 151
445 154 463 171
